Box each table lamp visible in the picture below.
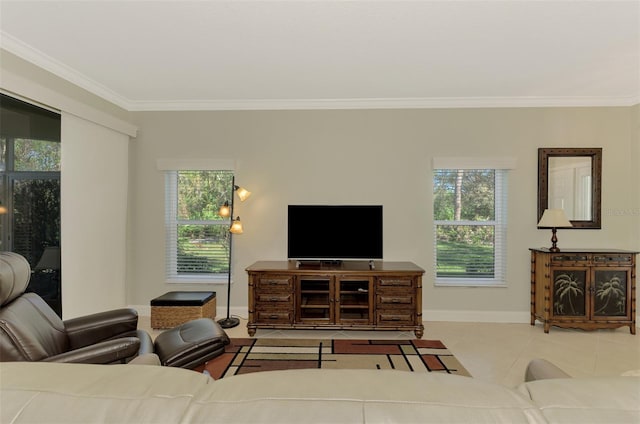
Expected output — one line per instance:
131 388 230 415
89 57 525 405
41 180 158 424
537 208 572 252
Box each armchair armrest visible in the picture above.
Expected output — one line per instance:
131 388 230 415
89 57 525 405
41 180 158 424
525 359 571 382
136 329 155 356
128 353 161 366
42 337 140 364
64 308 139 349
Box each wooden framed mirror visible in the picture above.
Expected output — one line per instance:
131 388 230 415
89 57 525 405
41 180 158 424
538 148 602 229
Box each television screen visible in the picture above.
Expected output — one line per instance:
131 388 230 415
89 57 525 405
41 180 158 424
287 205 383 260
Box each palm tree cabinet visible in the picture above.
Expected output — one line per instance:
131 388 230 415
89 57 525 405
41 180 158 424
530 248 637 334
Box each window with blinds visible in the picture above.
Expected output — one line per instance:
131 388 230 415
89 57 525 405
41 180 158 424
165 170 233 282
433 168 508 286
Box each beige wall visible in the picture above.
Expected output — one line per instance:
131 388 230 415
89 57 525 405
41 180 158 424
3 48 638 322
130 107 639 321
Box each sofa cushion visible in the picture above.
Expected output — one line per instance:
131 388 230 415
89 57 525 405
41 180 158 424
1 362 543 424
0 362 211 423
518 377 640 424
5 361 637 424
187 369 544 423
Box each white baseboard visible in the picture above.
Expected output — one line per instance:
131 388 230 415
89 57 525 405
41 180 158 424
423 309 531 323
426 310 640 329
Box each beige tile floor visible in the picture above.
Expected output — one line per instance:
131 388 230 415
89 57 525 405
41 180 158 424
139 316 640 387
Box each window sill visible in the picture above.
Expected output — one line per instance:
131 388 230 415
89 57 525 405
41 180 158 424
435 279 506 288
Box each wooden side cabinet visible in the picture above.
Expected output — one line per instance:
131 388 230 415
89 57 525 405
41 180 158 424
530 248 637 334
247 261 424 338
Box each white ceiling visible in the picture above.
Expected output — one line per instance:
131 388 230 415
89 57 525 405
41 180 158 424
1 1 639 111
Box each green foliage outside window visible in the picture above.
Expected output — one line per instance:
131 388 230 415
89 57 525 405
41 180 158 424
175 171 233 275
177 171 230 220
1 137 60 264
14 139 61 171
434 169 497 278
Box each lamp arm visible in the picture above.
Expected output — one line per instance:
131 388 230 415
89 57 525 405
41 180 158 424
229 175 236 222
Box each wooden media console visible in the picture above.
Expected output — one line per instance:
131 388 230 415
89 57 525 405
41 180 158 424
246 261 425 338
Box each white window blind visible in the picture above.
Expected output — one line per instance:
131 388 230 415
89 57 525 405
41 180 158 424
433 168 508 287
164 170 233 282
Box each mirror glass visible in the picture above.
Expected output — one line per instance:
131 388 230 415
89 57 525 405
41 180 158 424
538 148 602 229
548 156 592 220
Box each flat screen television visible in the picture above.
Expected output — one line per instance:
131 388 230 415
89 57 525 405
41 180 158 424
287 205 383 261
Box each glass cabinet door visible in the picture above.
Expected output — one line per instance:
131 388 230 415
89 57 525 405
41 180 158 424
298 278 331 321
551 269 587 317
592 269 629 318
337 278 372 322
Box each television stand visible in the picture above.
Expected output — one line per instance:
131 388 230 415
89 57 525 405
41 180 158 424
247 260 425 338
295 260 343 268
294 259 376 269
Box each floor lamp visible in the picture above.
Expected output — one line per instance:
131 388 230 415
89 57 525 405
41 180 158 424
217 176 251 329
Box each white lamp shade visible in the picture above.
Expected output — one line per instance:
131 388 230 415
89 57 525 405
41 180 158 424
538 209 572 228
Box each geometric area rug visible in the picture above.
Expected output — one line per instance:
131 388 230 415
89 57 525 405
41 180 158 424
196 338 471 379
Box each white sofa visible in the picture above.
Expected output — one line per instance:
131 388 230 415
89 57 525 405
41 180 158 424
1 361 638 423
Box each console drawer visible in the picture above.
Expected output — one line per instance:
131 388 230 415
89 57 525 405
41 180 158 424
256 293 293 304
376 294 415 308
377 310 415 326
592 254 634 266
550 253 635 267
255 275 293 292
256 310 293 324
376 277 415 289
550 253 589 266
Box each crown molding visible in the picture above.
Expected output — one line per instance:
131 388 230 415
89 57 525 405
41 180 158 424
1 68 138 137
3 31 638 112
0 31 132 110
127 95 640 111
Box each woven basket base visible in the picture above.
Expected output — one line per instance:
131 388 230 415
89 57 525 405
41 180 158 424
151 298 216 329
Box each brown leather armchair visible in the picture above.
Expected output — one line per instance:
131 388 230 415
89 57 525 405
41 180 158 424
0 252 154 364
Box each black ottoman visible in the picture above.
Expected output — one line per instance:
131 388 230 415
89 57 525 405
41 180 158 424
154 318 230 369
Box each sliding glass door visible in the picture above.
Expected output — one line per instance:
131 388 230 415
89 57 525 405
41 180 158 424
1 94 62 316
